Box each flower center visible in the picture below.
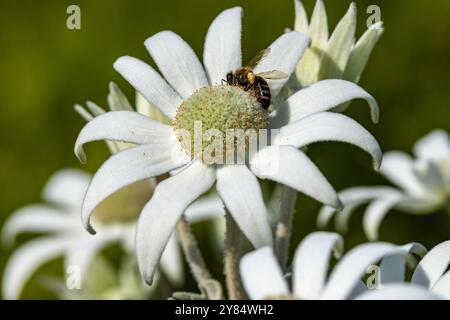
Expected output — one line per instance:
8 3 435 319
174 85 269 164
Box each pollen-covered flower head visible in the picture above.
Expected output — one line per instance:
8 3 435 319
75 6 382 285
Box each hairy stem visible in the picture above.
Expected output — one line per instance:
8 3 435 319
275 186 297 271
224 211 247 300
176 215 212 290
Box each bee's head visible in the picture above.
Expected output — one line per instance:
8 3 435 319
226 72 234 85
237 71 247 85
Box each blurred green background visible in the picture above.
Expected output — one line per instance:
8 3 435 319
0 0 449 299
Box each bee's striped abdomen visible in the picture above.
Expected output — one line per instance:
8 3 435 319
254 76 271 109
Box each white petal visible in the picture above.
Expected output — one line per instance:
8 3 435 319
2 206 77 246
379 242 427 285
42 169 91 208
2 237 72 299
274 112 382 169
343 22 384 83
114 56 182 118
253 32 310 98
145 31 208 99
74 104 94 122
412 240 450 288
239 247 289 299
65 230 120 281
363 192 406 240
203 7 242 85
81 143 189 234
293 232 343 299
185 193 225 222
413 160 447 193
307 0 328 50
74 111 175 163
216 165 273 248
136 161 216 285
250 145 341 208
159 233 184 286
317 186 398 232
318 2 356 79
432 271 450 299
107 82 134 111
380 151 427 195
355 284 442 300
321 243 415 299
414 129 450 161
271 80 379 127
293 0 309 34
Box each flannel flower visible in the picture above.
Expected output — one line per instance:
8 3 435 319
319 130 450 240
240 231 449 300
75 6 382 285
290 0 383 91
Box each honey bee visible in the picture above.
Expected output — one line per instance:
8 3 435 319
224 48 288 109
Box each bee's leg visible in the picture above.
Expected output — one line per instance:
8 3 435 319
221 79 226 85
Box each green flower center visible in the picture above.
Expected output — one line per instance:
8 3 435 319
174 85 269 164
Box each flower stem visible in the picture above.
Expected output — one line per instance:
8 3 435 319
176 215 216 296
274 186 297 271
224 211 246 300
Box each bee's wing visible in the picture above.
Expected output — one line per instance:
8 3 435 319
246 48 271 68
256 70 288 80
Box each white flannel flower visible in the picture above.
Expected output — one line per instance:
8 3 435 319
291 0 384 90
75 6 382 285
2 168 223 299
240 231 445 300
319 130 450 240
1 169 139 299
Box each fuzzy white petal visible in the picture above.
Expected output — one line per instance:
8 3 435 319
240 247 289 299
114 56 181 118
308 0 328 50
413 129 450 161
251 145 341 208
343 22 384 83
203 7 242 85
380 151 427 195
271 80 379 127
363 192 406 240
317 186 399 232
81 143 189 234
274 112 382 169
412 240 450 288
136 161 215 285
355 284 442 300
379 243 427 285
2 206 77 246
145 31 208 99
159 233 184 286
74 111 175 163
42 169 91 208
2 237 72 299
293 232 343 299
318 2 356 79
65 230 120 281
293 0 309 34
321 243 414 299
253 32 310 98
216 165 272 248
